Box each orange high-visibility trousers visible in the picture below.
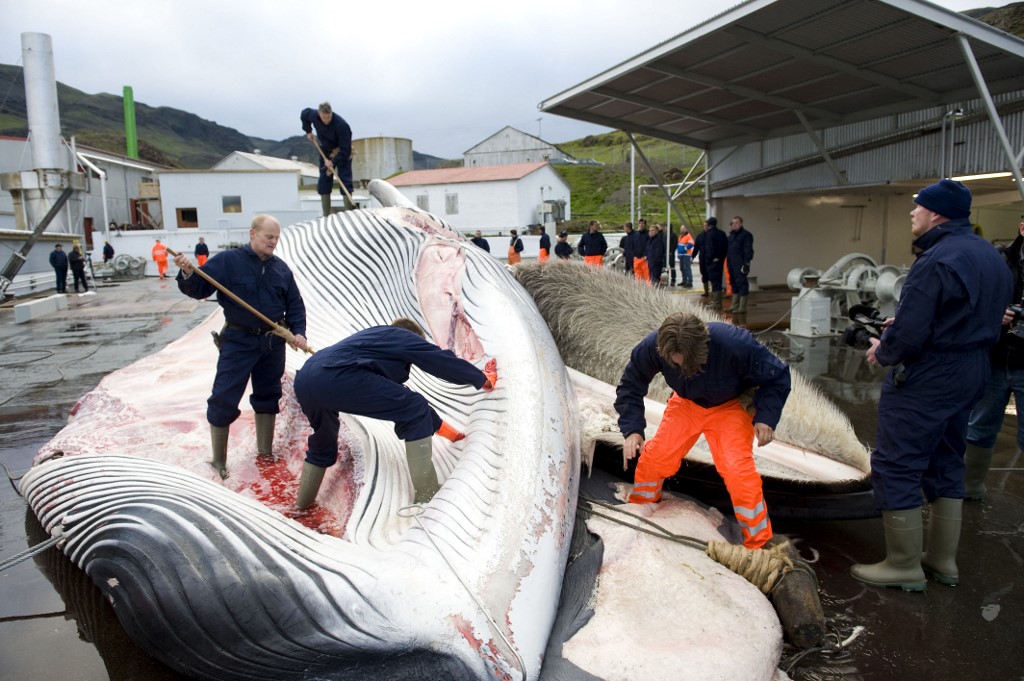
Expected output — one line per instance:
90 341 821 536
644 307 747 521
633 257 650 283
508 247 522 265
538 248 550 263
629 393 772 549
197 255 208 266
584 255 603 268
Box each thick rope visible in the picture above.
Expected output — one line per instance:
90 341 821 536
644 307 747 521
579 495 796 593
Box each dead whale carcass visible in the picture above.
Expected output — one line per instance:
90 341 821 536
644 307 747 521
515 262 872 517
20 193 581 680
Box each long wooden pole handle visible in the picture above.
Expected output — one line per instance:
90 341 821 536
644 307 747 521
168 247 313 354
308 136 357 207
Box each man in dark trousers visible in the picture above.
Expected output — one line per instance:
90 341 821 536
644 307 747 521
49 243 68 293
301 101 353 216
293 318 496 506
68 244 88 293
102 240 115 262
726 216 755 314
702 217 729 310
578 220 608 268
615 312 791 549
173 214 308 479
692 222 709 297
851 179 1012 591
620 222 635 275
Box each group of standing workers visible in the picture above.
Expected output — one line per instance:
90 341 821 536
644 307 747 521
48 242 89 293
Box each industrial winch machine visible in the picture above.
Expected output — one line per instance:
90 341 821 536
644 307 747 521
787 253 907 338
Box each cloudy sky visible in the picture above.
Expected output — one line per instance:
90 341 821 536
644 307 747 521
0 0 988 159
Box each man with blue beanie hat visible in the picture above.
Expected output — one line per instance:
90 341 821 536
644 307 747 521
850 179 1012 591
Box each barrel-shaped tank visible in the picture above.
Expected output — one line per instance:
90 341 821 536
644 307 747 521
351 137 414 185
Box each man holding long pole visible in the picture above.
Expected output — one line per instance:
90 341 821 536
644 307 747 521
301 101 354 216
173 214 308 479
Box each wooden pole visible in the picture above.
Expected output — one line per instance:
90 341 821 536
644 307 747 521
308 136 357 208
167 248 313 354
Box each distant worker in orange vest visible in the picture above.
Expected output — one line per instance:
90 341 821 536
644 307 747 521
615 312 791 549
152 238 169 279
194 237 210 266
577 220 608 269
538 226 551 263
507 229 524 265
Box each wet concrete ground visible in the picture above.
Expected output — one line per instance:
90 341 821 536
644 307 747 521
0 281 1021 680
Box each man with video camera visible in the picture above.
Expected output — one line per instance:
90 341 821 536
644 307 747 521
964 217 1024 501
851 179 1012 592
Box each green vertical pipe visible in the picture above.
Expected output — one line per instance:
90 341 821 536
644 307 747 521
123 86 138 159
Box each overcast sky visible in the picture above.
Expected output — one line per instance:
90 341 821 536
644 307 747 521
0 0 989 159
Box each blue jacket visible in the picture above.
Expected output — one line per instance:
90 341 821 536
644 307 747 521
703 226 728 265
555 241 574 260
645 230 666 271
727 227 754 268
539 233 551 252
50 249 68 269
615 323 791 437
632 230 649 259
875 217 1011 366
470 236 490 252
312 326 485 388
621 231 635 261
300 108 352 161
578 231 608 257
177 244 306 336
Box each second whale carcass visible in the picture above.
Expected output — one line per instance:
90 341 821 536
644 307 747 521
20 186 580 680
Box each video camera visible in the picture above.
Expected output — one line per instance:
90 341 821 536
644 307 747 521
841 304 886 350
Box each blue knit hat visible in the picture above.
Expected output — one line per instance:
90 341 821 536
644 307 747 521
914 179 971 220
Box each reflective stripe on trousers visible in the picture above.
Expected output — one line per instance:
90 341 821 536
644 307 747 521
628 479 664 503
633 393 772 549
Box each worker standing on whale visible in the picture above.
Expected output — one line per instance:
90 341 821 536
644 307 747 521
173 214 308 478
615 312 791 549
301 101 353 216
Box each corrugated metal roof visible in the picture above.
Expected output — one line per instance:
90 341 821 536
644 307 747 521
387 162 548 187
538 0 1024 150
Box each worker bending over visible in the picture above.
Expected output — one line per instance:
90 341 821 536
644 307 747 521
293 318 496 507
615 312 791 549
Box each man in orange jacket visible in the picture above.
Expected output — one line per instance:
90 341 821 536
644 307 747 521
615 312 791 549
152 238 169 279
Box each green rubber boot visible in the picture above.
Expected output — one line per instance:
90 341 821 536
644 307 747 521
296 462 327 509
255 413 275 457
922 497 962 586
210 425 229 479
850 507 926 592
734 295 748 314
709 290 723 310
405 437 440 503
320 194 331 217
963 444 993 500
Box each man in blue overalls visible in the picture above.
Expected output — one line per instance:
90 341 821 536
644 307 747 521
292 319 496 506
852 180 1011 591
301 101 353 216
174 214 308 478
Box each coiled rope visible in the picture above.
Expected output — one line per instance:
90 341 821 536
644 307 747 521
578 495 798 594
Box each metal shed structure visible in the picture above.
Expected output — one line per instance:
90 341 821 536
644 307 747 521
539 0 1024 285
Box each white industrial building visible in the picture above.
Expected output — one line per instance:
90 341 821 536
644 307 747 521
387 161 571 234
213 151 319 189
464 126 576 167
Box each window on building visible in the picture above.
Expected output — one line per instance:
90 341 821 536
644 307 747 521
416 195 430 211
176 207 199 228
222 195 242 213
445 193 458 215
